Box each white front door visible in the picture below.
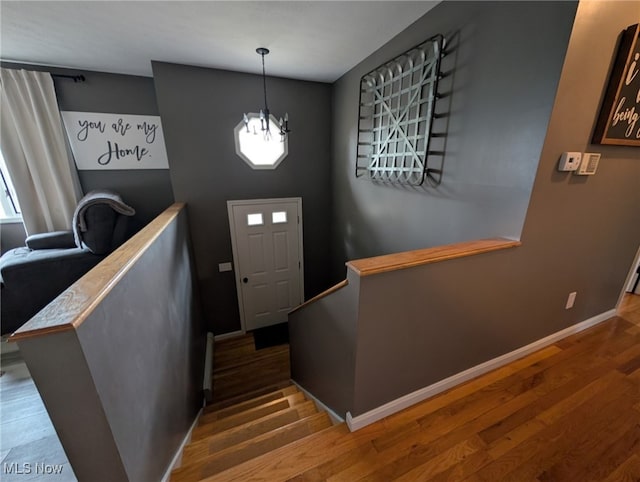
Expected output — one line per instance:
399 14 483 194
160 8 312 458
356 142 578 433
228 198 304 331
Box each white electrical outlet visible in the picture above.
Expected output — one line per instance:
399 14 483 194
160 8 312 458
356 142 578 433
565 291 577 309
558 152 582 172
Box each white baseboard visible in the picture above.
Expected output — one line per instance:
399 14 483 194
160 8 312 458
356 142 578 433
346 308 616 432
291 380 345 425
214 330 244 341
160 407 202 482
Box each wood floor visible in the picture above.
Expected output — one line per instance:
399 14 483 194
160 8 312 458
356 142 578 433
208 294 640 481
212 333 291 404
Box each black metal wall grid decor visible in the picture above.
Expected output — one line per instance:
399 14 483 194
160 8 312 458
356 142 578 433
356 34 446 185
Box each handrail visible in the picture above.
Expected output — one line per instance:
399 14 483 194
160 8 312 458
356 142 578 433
289 279 348 315
346 237 521 277
10 203 185 341
289 238 520 317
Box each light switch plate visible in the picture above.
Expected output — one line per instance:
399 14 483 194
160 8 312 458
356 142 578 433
218 262 232 272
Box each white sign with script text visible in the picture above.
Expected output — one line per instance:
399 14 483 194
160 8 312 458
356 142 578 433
61 111 169 170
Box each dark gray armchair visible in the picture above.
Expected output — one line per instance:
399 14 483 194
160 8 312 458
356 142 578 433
0 191 135 335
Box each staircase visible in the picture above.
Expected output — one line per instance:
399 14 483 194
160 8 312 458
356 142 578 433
170 384 336 481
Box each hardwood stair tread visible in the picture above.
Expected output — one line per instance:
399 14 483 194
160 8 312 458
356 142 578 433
210 334 290 404
207 380 293 411
212 359 291 400
199 392 306 427
184 408 298 464
203 385 298 416
192 394 308 440
212 377 292 404
172 412 333 481
184 400 320 464
198 423 362 482
212 334 253 350
213 344 289 371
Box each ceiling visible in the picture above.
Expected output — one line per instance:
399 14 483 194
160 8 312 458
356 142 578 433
0 1 440 83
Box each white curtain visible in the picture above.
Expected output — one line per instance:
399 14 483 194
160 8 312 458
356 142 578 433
0 68 82 235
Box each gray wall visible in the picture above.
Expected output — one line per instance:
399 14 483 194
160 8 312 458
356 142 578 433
0 62 175 233
330 1 578 276
289 270 361 416
17 206 205 481
152 62 332 334
350 0 640 415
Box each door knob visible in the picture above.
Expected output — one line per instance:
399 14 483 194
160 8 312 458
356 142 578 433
242 277 248 283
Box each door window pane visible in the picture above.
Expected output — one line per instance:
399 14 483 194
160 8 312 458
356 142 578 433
247 213 263 226
272 211 287 224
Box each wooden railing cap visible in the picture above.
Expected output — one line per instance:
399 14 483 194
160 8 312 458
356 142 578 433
289 279 349 315
346 237 521 277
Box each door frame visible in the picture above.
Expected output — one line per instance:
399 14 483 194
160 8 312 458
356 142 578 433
618 243 640 308
227 197 305 333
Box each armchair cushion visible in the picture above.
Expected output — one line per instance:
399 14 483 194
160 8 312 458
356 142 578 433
25 230 76 250
0 246 95 285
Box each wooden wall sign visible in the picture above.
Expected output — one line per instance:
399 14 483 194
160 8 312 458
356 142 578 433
593 23 640 146
61 111 170 170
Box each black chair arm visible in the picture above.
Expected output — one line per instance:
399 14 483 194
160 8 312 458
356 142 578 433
25 231 76 250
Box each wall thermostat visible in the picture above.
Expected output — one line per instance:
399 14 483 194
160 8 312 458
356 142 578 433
558 152 582 171
575 153 600 175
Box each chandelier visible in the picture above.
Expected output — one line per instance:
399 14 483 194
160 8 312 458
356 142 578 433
242 47 290 141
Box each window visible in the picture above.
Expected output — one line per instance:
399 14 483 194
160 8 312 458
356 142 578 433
272 211 287 224
247 213 264 226
0 149 21 221
234 113 288 170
